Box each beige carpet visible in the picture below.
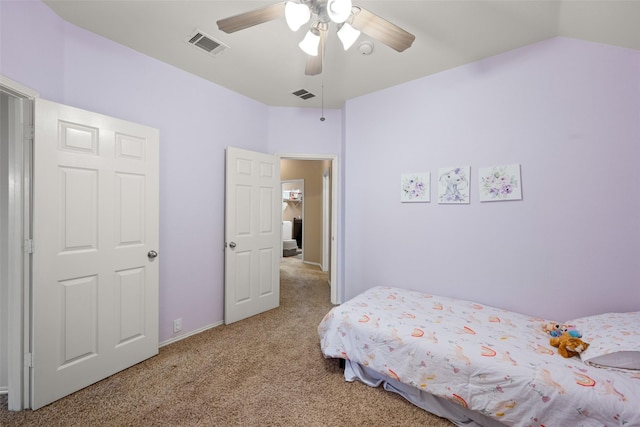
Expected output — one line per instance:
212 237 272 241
0 257 454 426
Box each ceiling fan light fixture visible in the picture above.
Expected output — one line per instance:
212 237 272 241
285 1 311 31
327 0 352 24
337 22 360 50
299 29 320 56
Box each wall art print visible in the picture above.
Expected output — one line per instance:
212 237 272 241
438 166 470 204
478 164 522 202
400 172 430 202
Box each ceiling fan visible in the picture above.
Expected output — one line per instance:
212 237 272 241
217 0 415 76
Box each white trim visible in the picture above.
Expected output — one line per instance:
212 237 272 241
6 97 25 412
0 74 36 411
322 168 330 272
20 106 32 410
281 179 304 259
159 321 223 347
302 260 322 269
277 153 339 305
0 76 39 99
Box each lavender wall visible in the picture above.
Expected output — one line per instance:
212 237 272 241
0 1 65 101
267 107 342 155
343 38 640 320
1 0 269 343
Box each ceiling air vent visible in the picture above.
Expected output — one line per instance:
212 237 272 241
292 89 315 100
187 30 228 56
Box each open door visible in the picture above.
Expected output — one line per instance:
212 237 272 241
31 99 159 409
225 147 280 324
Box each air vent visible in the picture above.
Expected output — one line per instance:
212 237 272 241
292 89 316 100
187 30 228 56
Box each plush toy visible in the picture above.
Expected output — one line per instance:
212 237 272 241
550 332 590 358
563 325 582 338
542 322 582 338
542 322 564 337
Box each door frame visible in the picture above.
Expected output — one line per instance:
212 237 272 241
1 75 38 411
281 179 304 258
322 168 330 272
278 153 338 304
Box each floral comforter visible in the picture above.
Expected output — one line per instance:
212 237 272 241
318 286 640 427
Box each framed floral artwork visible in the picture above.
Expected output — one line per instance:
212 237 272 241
438 166 470 204
478 164 522 202
401 172 430 202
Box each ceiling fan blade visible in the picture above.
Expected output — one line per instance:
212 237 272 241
350 6 415 52
305 28 327 76
217 2 286 33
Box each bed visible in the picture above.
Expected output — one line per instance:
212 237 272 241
318 286 640 427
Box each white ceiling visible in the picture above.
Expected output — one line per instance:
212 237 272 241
42 1 640 109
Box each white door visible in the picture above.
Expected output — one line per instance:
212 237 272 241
31 99 159 409
225 147 280 324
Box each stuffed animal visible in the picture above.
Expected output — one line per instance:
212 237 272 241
542 322 582 338
542 322 564 337
550 332 590 358
563 325 582 338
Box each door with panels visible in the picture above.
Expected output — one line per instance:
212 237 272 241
31 99 159 409
225 146 280 324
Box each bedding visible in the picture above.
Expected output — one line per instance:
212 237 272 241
318 286 640 427
567 311 640 370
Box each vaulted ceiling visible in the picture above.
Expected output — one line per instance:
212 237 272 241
43 1 640 108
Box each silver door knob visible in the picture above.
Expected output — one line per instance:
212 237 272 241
228 242 236 249
148 250 158 259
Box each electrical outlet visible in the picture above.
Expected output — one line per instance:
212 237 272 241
173 318 182 333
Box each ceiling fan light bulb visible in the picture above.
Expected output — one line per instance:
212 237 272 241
285 1 311 31
299 30 320 56
337 22 360 50
327 0 352 24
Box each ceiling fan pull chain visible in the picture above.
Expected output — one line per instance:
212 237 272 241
320 82 326 122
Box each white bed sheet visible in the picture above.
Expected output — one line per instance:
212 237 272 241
344 359 504 427
318 286 640 427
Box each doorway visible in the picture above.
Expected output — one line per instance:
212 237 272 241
225 149 339 324
1 76 160 410
281 179 304 260
1 75 36 411
279 155 337 303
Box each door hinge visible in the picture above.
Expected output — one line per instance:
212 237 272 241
24 353 33 368
24 239 34 254
24 124 34 141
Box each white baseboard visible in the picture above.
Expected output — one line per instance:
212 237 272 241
303 260 322 269
159 320 224 348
